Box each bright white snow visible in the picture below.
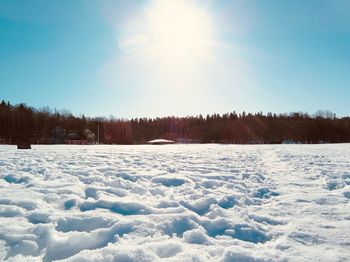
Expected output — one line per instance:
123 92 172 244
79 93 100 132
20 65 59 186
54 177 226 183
0 144 349 261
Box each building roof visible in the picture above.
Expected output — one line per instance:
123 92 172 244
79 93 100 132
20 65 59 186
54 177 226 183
147 139 175 144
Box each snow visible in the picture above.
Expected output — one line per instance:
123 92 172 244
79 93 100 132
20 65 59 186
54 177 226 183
0 144 350 261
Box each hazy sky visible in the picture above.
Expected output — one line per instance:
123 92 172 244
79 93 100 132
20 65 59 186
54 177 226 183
1 0 349 118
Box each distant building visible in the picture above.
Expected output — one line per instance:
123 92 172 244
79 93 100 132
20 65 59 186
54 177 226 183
65 131 88 145
66 131 79 140
147 139 175 145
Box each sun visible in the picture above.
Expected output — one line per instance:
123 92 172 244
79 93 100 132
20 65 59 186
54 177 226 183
144 0 214 64
119 0 215 70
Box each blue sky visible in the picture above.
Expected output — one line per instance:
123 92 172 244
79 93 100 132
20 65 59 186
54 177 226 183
1 0 349 118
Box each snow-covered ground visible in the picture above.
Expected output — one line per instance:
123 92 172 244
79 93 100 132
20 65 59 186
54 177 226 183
0 144 350 261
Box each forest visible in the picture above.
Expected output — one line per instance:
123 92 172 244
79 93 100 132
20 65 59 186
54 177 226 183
0 100 349 145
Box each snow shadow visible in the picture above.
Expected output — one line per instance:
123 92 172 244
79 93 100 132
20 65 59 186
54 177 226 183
79 200 152 216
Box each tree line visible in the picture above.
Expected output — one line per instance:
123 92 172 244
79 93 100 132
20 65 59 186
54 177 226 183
0 100 349 144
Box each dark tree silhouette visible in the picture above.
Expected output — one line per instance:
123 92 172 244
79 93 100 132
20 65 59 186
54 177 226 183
0 100 349 145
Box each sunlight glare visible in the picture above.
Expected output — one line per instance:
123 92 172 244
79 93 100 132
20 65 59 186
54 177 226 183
145 0 214 64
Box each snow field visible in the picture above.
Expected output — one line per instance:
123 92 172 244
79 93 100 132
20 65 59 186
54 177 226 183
0 144 349 261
